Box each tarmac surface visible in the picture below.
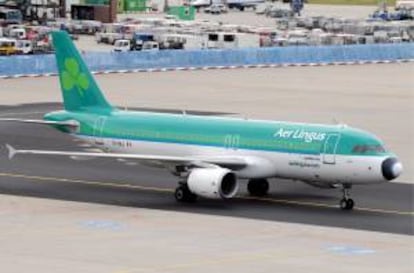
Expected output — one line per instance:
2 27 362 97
0 194 412 273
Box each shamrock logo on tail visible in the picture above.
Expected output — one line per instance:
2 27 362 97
62 58 89 97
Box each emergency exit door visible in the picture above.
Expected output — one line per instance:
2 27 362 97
322 134 340 164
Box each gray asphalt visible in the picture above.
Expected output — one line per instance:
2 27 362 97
0 103 412 235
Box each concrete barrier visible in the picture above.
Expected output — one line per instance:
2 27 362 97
1 43 413 78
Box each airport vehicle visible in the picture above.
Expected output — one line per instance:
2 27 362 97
95 24 129 45
141 41 159 51
159 34 186 49
131 33 155 50
113 39 131 52
15 39 32 54
206 32 260 49
396 0 414 9
158 34 206 50
0 37 17 55
190 0 264 11
8 27 26 39
285 29 309 46
0 8 22 24
3 31 403 210
204 4 228 14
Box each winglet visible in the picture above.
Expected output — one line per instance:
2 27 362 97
5 144 17 160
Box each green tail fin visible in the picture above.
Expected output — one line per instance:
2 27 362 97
52 31 113 112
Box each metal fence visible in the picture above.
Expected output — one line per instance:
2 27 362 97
1 43 413 77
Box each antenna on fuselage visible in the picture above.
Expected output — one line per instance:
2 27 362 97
332 117 348 128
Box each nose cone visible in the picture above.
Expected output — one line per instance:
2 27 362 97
382 157 403 181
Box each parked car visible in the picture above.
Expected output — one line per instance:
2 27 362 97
255 3 272 15
204 4 228 14
265 6 293 18
8 28 26 39
0 38 18 55
142 41 159 51
113 39 131 52
16 39 33 54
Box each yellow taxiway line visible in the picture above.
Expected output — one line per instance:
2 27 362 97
0 172 412 216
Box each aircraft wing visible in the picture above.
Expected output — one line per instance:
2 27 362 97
5 144 247 170
0 119 79 128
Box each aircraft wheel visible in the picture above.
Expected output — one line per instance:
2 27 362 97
247 179 269 197
340 198 354 210
175 184 197 203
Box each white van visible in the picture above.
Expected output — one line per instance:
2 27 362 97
16 39 32 54
113 39 131 52
9 28 26 39
142 41 159 51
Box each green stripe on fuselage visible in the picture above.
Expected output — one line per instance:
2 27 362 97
44 110 390 157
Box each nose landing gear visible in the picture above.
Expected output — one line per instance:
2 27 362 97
340 184 354 210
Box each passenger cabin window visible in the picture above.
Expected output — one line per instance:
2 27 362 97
352 144 386 154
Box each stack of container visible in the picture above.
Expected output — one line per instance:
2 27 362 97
124 0 147 12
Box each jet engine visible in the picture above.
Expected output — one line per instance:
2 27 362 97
187 168 238 199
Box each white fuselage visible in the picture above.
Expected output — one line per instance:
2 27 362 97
78 135 388 186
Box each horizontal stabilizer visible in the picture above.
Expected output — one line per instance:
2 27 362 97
0 118 79 128
5 144 17 160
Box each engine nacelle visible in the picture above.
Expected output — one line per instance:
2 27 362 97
187 168 238 199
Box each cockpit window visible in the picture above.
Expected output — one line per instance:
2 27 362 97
352 144 386 154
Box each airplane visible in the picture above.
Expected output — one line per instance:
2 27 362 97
2 31 403 210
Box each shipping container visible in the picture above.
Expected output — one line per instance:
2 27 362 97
167 6 195 21
124 0 147 12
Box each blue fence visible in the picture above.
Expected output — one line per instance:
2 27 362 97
1 43 413 77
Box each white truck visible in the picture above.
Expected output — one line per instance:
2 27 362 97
16 40 33 54
206 32 260 49
158 34 206 50
113 39 131 52
95 23 131 45
190 0 265 11
395 0 414 9
9 28 26 39
113 39 159 52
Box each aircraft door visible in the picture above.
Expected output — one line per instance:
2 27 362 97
224 134 240 150
322 134 340 164
93 116 106 145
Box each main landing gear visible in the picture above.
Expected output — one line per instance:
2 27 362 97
247 179 269 197
175 182 197 203
339 184 354 210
